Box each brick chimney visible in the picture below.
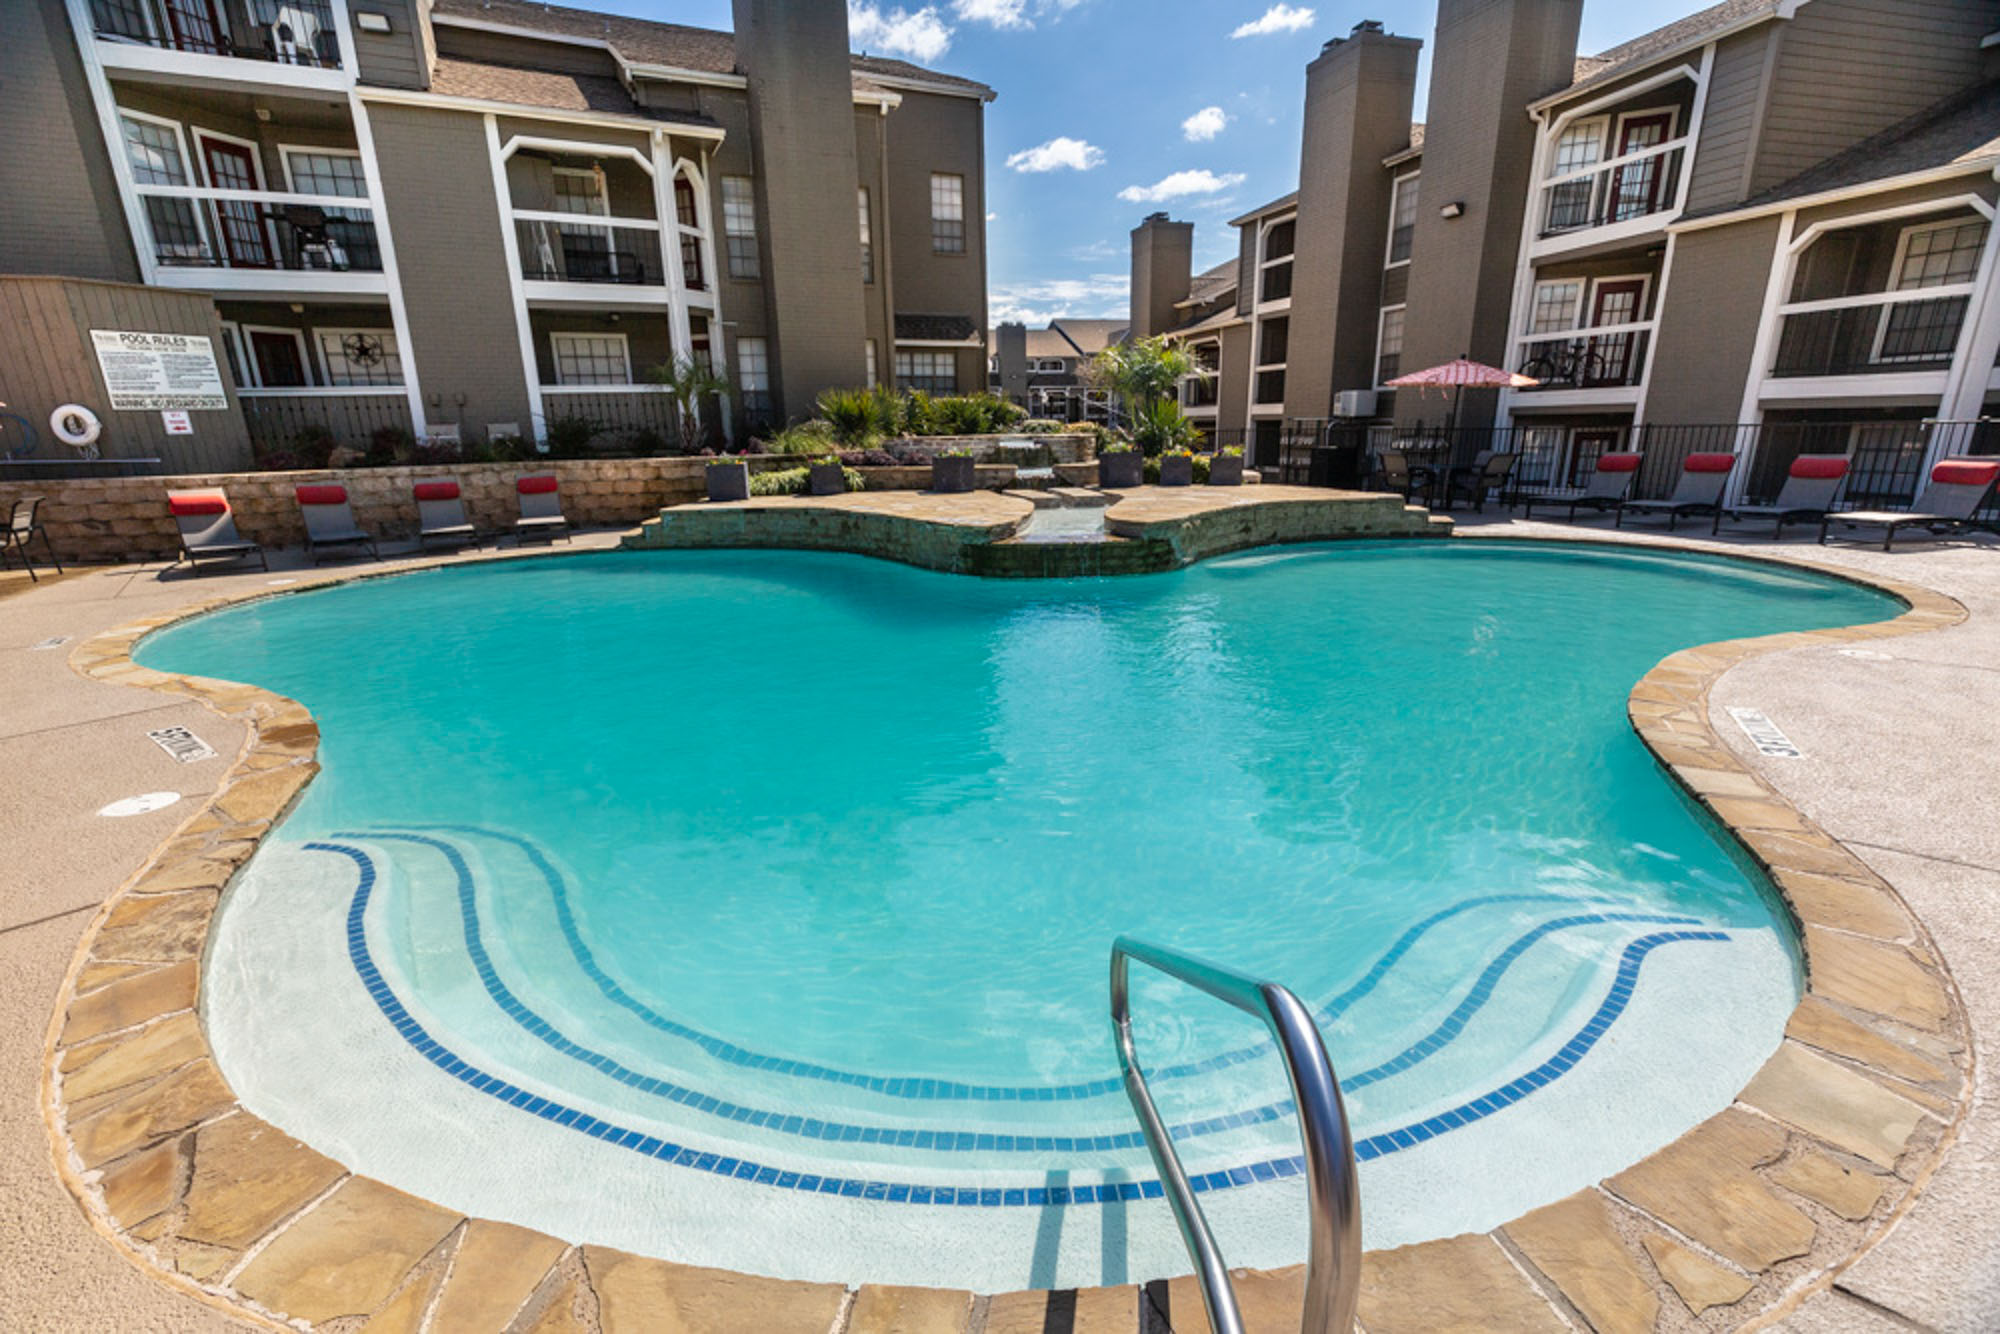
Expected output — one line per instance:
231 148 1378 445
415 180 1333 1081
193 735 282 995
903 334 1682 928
994 322 1029 405
1129 213 1193 339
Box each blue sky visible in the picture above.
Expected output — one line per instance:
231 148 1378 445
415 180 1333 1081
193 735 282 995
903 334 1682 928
584 2 1699 324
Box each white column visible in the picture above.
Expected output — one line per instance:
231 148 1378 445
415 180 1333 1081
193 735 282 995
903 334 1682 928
348 93 427 436
63 0 160 287
1935 190 2000 425
1727 210 1797 507
484 115 546 442
652 133 693 366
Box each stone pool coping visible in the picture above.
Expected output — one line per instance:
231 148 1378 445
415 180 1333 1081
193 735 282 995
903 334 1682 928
36 528 1973 1332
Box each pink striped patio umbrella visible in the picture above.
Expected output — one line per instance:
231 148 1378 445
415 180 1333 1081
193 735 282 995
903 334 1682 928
1385 357 1539 390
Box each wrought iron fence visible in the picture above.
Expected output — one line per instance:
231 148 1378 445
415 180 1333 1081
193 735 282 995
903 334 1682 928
1770 295 1969 378
240 390 413 454
515 220 663 286
540 389 680 451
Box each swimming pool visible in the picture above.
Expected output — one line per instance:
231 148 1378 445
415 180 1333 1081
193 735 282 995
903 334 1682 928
144 541 1897 1290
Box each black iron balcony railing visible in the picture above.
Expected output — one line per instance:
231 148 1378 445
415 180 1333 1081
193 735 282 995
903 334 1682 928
135 188 382 273
1516 324 1652 389
515 218 664 287
1771 291 1972 378
1539 139 1687 237
91 0 342 68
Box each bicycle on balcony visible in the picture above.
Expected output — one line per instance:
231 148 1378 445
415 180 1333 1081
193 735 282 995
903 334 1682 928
1518 340 1616 389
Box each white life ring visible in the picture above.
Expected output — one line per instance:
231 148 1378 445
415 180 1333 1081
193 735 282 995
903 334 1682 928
50 404 103 456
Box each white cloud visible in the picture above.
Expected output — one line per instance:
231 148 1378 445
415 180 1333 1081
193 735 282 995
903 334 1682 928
1231 4 1314 38
849 3 953 61
989 273 1129 325
987 211 999 221
1006 136 1105 173
953 0 1030 27
1117 169 1246 203
1182 106 1229 142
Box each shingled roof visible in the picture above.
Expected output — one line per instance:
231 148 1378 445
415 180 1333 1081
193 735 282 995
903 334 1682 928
1553 0 1784 103
432 0 993 96
1184 258 1238 306
896 313 981 342
430 56 721 125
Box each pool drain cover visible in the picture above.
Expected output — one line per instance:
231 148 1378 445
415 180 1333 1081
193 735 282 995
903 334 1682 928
99 792 182 817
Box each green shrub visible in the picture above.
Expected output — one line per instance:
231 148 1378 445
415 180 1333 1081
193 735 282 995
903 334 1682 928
816 387 889 446
1018 418 1064 434
750 466 808 496
1132 399 1202 457
1194 452 1211 483
543 415 600 459
366 425 413 467
289 424 338 468
762 420 838 455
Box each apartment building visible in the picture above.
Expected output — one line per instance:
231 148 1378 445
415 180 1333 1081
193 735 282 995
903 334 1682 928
986 316 1126 419
1133 0 2000 504
3 0 993 457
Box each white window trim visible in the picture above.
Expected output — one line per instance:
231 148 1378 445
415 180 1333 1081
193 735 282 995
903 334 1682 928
218 319 246 385
1867 217 1990 365
277 143 366 194
1584 272 1653 329
670 157 718 310
551 164 613 218
238 325 314 389
1255 212 1296 309
720 174 760 279
858 186 874 283
1547 116 1607 180
549 330 633 386
1886 216 1989 293
1254 314 1288 369
1384 172 1419 269
1527 277 1587 336
1611 106 1680 156
190 124 282 265
311 326 403 387
1374 303 1406 388
930 172 967 254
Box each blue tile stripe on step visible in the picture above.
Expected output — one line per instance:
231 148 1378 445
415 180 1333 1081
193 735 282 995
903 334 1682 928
312 838 1727 1204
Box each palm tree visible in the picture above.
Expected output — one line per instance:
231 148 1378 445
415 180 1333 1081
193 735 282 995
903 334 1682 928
1087 336 1207 454
645 356 734 453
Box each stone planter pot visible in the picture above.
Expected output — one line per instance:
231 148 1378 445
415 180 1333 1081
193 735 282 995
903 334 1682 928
808 462 847 496
931 455 977 493
1207 453 1245 486
1098 451 1143 488
706 462 750 502
1159 454 1194 487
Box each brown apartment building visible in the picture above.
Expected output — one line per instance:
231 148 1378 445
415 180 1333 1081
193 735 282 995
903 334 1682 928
1134 0 2000 508
1 0 993 459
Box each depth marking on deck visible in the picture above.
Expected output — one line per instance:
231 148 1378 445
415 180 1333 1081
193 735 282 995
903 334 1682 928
29 636 70 651
1727 707 1802 759
146 726 218 764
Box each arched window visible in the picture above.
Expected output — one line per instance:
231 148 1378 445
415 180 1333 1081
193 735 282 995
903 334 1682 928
673 171 707 292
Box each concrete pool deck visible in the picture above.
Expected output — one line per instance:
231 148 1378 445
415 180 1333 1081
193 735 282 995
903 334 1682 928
1 506 1995 1331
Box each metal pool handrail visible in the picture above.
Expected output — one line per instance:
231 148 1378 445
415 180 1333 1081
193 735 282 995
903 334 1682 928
1109 936 1362 1334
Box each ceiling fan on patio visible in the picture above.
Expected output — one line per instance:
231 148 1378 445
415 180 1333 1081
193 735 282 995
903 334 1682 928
341 333 385 368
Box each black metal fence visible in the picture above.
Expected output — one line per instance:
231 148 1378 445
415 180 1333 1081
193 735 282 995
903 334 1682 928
240 391 413 454
540 390 681 450
1272 417 2000 522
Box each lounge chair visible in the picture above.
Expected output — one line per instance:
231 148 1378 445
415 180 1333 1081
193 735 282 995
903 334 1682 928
168 489 267 572
1444 452 1518 513
1 496 63 582
514 474 571 544
414 479 479 551
1713 455 1848 537
1616 452 1736 530
1520 451 1643 521
295 484 379 564
1820 458 2000 551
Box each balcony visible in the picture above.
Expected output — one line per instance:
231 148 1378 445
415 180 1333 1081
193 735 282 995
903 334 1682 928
515 216 666 292
1181 377 1219 410
1770 290 1973 380
134 185 386 294
1516 322 1652 392
1254 369 1286 405
1535 138 1687 245
540 385 683 450
239 388 411 454
89 0 350 88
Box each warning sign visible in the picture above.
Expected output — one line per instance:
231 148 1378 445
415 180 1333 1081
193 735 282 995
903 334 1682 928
90 331 228 411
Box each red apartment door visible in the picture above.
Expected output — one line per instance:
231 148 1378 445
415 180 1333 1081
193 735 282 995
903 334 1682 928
163 0 225 53
248 332 308 388
1586 280 1645 385
1609 114 1672 221
199 138 273 268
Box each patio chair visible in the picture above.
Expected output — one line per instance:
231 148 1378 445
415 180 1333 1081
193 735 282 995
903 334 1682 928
1616 452 1736 530
414 479 479 551
295 484 379 564
1444 452 1518 513
1373 449 1418 499
1713 455 1849 537
1519 451 1643 521
1820 458 2000 551
168 489 267 572
1 496 63 582
514 474 571 544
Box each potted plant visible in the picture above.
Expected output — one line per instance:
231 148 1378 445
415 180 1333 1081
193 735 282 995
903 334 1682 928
931 448 977 493
1098 441 1143 488
808 456 847 496
1159 448 1195 487
1207 446 1245 486
706 456 750 501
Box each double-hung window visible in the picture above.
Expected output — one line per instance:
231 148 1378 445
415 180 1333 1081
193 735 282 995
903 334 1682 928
550 333 632 386
1387 173 1418 265
858 188 875 283
931 173 965 254
722 176 760 280
737 336 772 416
896 349 956 394
121 113 208 264
1376 306 1405 385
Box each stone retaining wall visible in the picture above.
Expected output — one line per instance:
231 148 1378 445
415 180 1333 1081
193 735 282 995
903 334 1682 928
879 434 1094 464
0 459 726 564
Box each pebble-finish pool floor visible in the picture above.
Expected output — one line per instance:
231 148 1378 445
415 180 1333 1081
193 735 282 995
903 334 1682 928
138 541 1901 1289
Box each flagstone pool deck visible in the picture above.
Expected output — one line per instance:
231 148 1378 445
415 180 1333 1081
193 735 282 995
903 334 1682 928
2 497 1997 1332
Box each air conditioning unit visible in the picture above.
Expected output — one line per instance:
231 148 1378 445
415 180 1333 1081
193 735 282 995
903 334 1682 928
1333 389 1378 419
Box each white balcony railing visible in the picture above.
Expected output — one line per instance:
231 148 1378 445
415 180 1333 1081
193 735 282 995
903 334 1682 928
1770 287 1976 379
515 214 667 288
1515 319 1654 390
88 0 351 82
132 185 381 276
1538 138 1689 238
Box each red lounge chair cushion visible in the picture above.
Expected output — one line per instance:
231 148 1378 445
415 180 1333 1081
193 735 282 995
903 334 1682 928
1932 460 2000 487
1790 455 1849 480
517 475 560 495
414 482 460 501
1596 452 1642 473
1685 452 1736 474
296 484 348 505
169 494 227 517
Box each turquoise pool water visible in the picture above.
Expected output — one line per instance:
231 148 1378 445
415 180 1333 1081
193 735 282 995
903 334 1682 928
147 541 1896 1286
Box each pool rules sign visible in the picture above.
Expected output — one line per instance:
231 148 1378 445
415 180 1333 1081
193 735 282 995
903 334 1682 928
90 331 228 411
